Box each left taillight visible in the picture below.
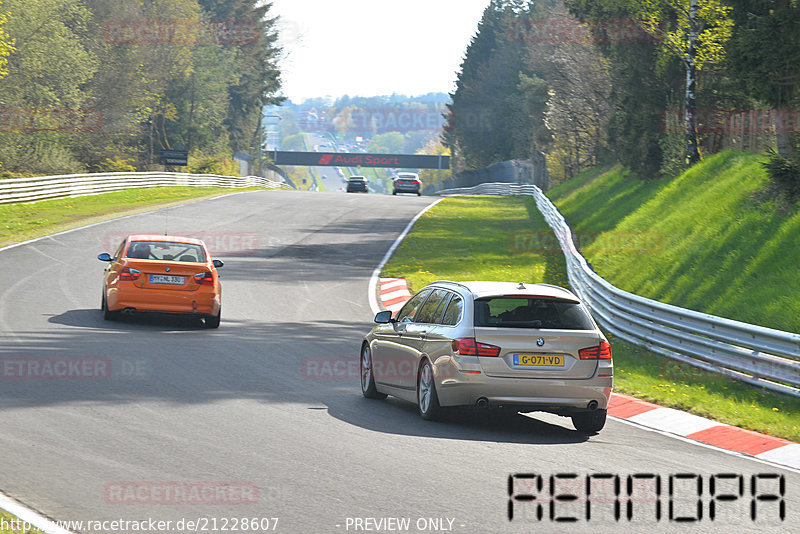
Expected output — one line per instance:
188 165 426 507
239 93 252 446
453 338 501 357
193 272 214 286
119 267 141 281
579 341 613 360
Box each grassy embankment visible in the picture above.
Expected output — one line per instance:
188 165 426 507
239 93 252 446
382 152 799 440
548 151 800 332
0 186 262 248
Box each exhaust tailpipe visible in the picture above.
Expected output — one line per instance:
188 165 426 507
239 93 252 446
123 307 136 315
476 397 489 409
587 400 598 411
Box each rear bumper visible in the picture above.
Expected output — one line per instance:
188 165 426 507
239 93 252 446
108 288 220 316
393 185 420 193
433 359 612 412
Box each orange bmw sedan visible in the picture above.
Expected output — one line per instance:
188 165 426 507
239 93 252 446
98 235 223 328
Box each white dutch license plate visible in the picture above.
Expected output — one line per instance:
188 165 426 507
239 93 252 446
149 274 184 285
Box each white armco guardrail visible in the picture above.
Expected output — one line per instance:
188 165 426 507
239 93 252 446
0 172 292 204
439 182 800 397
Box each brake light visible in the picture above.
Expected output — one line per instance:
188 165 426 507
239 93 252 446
579 341 612 360
119 267 141 281
453 338 501 357
193 272 214 286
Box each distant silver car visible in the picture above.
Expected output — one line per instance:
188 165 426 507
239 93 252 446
360 281 613 433
392 172 422 196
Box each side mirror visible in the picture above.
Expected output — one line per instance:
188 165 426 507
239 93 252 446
97 253 112 262
213 259 224 268
374 310 394 324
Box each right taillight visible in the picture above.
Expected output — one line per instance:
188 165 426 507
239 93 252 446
453 338 501 357
119 267 141 281
579 341 612 360
193 272 214 286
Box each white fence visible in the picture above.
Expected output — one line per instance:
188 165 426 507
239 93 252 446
0 172 292 204
440 182 800 397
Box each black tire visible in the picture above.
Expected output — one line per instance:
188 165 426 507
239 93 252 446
360 344 386 399
417 359 443 421
417 192 421 196
571 409 607 434
204 308 221 329
102 293 118 321
392 191 397 195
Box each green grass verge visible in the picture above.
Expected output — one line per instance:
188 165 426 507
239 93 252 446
381 195 800 441
548 151 800 333
0 510 44 533
0 186 262 248
382 196 567 292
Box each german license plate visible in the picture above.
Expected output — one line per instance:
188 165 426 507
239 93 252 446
149 274 184 285
513 354 564 366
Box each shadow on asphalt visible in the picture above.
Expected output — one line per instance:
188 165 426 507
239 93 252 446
324 395 590 445
5 316 589 445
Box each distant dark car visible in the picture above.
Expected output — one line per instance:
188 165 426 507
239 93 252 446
393 172 422 196
346 176 368 193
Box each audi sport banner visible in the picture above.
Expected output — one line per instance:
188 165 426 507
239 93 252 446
272 151 449 169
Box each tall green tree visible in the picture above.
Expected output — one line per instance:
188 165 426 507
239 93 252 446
566 0 681 177
0 0 98 174
197 0 283 153
632 0 733 164
726 0 800 158
444 0 536 170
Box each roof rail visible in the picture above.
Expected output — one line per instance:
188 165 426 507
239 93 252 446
430 280 472 291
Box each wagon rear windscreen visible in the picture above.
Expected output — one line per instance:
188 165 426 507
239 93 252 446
474 297 595 330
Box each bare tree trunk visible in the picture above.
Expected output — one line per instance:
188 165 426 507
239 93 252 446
685 0 701 165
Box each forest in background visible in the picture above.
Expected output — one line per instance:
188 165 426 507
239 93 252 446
0 0 282 177
445 0 800 198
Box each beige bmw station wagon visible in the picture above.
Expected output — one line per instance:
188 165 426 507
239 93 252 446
360 281 613 433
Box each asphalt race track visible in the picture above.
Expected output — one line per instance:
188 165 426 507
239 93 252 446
0 190 797 534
